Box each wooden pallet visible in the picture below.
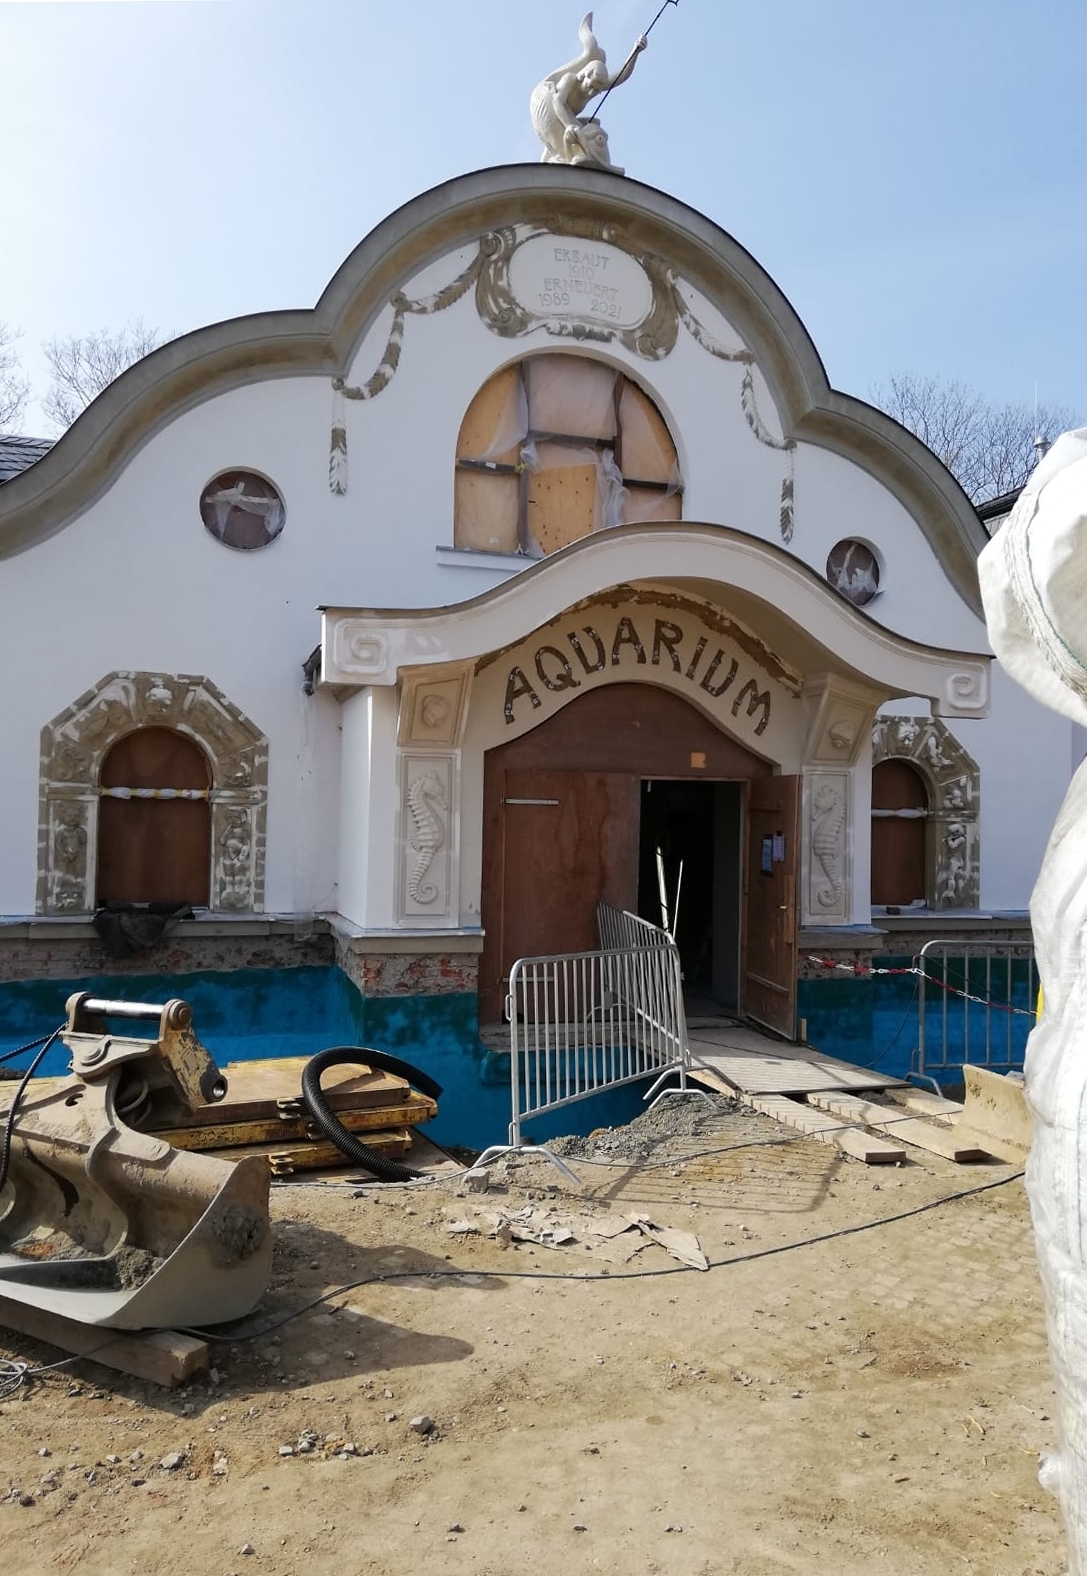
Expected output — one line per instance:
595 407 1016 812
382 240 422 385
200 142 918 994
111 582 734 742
157 1095 437 1153
185 1057 426 1123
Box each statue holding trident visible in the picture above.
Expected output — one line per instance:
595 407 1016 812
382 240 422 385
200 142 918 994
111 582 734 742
530 6 677 175
979 426 1087 1570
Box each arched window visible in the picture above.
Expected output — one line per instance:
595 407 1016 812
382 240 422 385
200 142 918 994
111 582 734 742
454 354 682 557
97 727 212 907
871 759 928 907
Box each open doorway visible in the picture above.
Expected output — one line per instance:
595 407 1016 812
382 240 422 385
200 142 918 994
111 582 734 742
638 780 743 1016
478 683 782 1027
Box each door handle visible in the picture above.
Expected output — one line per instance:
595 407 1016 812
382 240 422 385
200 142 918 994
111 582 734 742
778 904 789 911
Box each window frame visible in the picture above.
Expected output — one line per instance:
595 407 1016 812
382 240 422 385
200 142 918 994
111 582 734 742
454 357 682 557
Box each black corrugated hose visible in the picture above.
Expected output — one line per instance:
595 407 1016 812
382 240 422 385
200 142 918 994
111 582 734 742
300 1047 444 1183
0 1028 62 1195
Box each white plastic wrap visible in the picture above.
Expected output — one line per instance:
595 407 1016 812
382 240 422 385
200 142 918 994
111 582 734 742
978 427 1087 1569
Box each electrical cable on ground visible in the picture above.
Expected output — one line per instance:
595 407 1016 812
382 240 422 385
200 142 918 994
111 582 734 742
183 1169 1024 1345
0 1343 121 1403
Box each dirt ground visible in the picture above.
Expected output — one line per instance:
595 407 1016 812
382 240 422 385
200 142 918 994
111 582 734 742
0 1097 1068 1576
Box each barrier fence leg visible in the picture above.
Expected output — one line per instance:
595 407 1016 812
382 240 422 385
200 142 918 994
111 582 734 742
643 1061 715 1111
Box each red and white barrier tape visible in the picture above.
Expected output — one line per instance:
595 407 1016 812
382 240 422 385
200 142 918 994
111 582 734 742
801 955 1037 1017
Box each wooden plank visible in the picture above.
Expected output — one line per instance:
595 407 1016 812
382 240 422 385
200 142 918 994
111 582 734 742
745 1093 905 1165
455 469 519 554
208 1057 415 1118
270 1130 464 1184
689 1067 737 1098
525 446 600 553
212 1128 413 1176
618 380 679 483
894 1088 963 1125
456 363 524 462
0 1293 207 1388
156 1094 437 1152
805 1092 990 1162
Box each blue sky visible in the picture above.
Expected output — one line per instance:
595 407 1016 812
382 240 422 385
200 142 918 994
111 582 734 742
2 0 1084 432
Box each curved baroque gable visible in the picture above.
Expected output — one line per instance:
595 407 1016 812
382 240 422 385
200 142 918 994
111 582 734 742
0 167 987 614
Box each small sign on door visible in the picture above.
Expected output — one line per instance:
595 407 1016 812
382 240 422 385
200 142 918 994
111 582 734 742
760 835 774 875
772 832 786 863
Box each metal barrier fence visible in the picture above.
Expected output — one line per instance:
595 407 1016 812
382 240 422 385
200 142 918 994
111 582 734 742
596 899 673 951
465 906 712 1182
915 939 1039 1086
506 939 693 1146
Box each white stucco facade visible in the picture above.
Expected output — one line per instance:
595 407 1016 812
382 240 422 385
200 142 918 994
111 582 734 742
0 165 1065 1006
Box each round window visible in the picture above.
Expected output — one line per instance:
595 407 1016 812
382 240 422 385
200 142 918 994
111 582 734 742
200 471 285 551
826 539 880 607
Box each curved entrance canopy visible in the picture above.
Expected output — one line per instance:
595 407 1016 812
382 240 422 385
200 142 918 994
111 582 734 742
318 523 991 1010
320 522 990 721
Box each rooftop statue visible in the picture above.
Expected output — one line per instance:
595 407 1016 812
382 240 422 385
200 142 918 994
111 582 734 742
530 11 648 175
979 426 1087 1573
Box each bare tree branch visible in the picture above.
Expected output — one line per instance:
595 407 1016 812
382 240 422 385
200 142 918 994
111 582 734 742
42 320 170 432
872 373 1081 505
0 322 30 435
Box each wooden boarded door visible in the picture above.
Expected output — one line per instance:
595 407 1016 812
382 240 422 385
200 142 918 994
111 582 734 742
479 767 640 1024
742 775 800 1038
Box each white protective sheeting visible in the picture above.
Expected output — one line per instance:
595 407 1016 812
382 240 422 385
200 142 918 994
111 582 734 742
978 428 1087 1568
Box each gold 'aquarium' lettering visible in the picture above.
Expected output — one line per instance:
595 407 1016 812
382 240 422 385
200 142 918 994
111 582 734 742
503 614 774 736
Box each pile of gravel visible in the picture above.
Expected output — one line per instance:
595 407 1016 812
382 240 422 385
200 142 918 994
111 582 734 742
548 1090 742 1163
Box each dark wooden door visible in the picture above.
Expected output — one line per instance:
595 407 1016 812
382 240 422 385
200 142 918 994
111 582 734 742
97 727 212 907
742 775 800 1038
871 759 928 905
479 767 640 1023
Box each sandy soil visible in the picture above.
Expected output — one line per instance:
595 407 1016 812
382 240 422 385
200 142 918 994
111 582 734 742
0 1099 1067 1576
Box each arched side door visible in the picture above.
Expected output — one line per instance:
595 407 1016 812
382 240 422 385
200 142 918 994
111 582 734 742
97 726 212 907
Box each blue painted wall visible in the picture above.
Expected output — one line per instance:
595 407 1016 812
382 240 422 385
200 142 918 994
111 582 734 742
5 956 1027 1149
0 966 653 1150
798 955 1036 1083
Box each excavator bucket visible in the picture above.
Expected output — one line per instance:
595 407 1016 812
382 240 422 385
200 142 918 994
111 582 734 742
0 995 272 1330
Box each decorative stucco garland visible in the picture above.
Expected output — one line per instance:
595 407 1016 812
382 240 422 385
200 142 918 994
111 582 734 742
669 279 795 540
328 248 487 496
328 234 797 543
741 368 796 543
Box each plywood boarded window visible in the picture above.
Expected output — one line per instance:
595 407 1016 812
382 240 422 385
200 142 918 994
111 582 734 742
97 727 212 907
455 354 682 556
871 759 928 907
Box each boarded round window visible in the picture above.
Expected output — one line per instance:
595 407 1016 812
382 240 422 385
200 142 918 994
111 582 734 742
826 540 880 607
200 471 285 551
